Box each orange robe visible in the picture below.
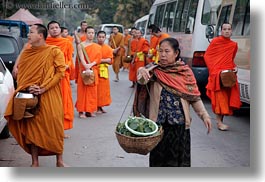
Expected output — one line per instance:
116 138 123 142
204 36 241 115
109 32 125 74
5 45 65 155
129 37 150 82
66 35 75 80
97 44 113 107
154 33 170 62
46 37 74 130
75 43 102 113
122 34 132 69
148 35 159 63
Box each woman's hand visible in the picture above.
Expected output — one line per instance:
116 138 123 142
137 67 151 81
203 117 212 134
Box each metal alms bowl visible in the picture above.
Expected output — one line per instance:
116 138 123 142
15 92 38 109
15 92 34 99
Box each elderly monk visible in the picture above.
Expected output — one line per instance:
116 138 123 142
96 31 113 113
129 29 149 88
76 26 102 118
204 22 241 131
46 21 74 137
109 26 125 82
5 24 66 167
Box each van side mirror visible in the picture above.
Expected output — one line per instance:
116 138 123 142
205 25 214 39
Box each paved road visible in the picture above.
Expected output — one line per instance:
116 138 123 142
0 68 250 167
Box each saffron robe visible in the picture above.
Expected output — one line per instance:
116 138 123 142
97 44 113 107
75 43 102 113
46 37 74 130
122 34 132 69
66 35 75 80
148 35 159 63
109 32 125 74
204 36 241 115
75 34 87 82
5 45 66 155
129 37 150 82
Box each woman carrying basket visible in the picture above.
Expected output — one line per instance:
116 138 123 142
136 37 212 167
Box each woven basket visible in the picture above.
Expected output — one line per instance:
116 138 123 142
115 127 164 155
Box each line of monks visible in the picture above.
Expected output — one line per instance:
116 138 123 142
4 20 171 167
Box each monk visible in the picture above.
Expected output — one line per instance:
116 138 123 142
129 29 149 88
46 21 74 137
204 22 241 131
5 24 66 167
75 26 102 118
109 26 125 82
96 31 113 113
122 28 132 70
61 26 75 81
74 20 88 83
148 24 170 63
128 27 137 87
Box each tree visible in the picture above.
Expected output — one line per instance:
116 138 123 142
114 0 154 27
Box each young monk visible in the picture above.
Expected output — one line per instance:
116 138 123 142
129 29 149 88
75 26 102 118
96 31 113 113
46 20 74 138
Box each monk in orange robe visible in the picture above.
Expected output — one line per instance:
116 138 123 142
5 24 66 167
46 21 74 136
204 22 241 131
76 26 102 118
128 27 137 87
61 26 75 81
148 24 170 63
147 35 159 63
129 29 149 88
122 28 131 70
96 31 113 113
109 26 125 82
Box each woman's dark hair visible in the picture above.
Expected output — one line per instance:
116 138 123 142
34 23 48 40
159 37 181 60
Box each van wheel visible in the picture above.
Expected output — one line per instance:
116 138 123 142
0 124 10 139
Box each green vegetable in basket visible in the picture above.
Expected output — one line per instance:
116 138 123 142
127 117 156 133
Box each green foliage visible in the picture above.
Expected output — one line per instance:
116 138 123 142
1 0 155 32
116 116 159 137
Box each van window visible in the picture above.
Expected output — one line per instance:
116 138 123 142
232 0 250 36
162 1 177 32
216 5 232 36
173 0 198 33
154 4 166 27
0 37 15 54
102 26 123 34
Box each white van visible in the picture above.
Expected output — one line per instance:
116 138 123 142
97 24 124 44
